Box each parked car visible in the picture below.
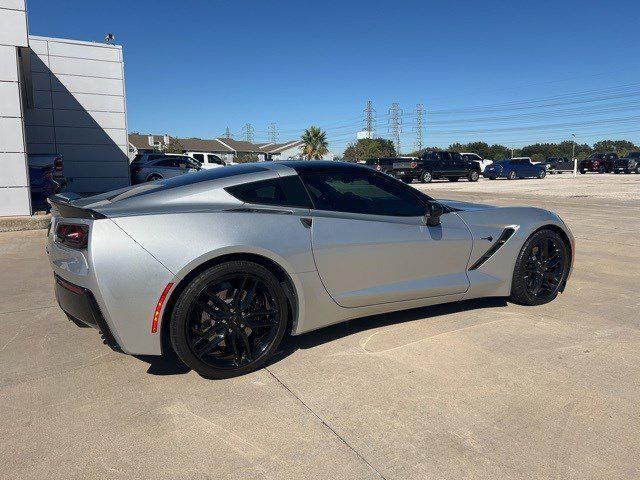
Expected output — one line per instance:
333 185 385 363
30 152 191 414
364 157 396 174
579 152 617 174
483 158 547 180
391 151 481 183
188 152 228 169
29 164 58 211
613 152 640 174
131 155 201 184
460 152 493 172
542 157 575 174
28 153 65 188
47 161 574 378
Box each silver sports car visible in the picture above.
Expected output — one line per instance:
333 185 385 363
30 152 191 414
47 161 574 378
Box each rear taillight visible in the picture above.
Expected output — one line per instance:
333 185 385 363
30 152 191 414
410 162 417 169
54 156 63 171
375 165 381 171
56 224 89 249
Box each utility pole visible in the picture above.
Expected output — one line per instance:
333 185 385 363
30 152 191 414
224 126 232 139
572 133 577 177
269 123 278 143
363 100 375 138
242 123 254 143
388 103 402 154
415 104 425 152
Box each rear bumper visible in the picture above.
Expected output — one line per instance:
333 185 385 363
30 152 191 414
54 275 122 352
390 169 421 179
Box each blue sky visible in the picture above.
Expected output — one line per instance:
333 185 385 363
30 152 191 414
27 0 640 154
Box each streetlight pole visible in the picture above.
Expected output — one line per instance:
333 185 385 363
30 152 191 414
572 133 577 177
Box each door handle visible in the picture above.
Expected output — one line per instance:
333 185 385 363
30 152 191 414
300 218 312 229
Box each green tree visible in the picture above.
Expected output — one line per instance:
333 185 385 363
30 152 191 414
163 137 185 154
343 138 397 162
592 140 638 157
300 126 329 160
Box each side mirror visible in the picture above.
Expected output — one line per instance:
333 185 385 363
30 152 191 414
424 202 443 227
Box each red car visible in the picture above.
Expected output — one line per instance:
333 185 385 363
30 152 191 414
579 152 618 174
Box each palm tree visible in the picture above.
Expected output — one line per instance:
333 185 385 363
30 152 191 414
300 126 329 160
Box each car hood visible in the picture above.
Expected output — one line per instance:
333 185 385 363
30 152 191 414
437 199 498 211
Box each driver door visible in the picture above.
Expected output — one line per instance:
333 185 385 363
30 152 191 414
299 170 472 308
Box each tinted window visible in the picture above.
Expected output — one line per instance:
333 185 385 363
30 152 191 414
226 176 311 208
299 171 424 217
192 153 205 162
154 159 177 167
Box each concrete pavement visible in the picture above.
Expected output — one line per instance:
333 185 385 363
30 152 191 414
1 177 639 479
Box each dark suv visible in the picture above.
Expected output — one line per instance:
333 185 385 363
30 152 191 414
364 157 395 174
613 152 640 174
579 153 617 174
542 156 575 174
390 151 481 183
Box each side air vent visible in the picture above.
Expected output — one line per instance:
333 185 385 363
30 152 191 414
468 227 516 270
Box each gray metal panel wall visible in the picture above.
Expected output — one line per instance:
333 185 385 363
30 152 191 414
25 36 130 194
0 1 29 216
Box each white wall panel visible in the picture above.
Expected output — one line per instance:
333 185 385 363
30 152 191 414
0 117 25 152
0 1 26 10
24 108 53 126
47 41 121 62
28 38 48 54
0 152 28 186
53 110 126 129
0 187 30 216
0 45 18 81
29 51 49 72
49 56 123 79
52 91 125 112
0 8 27 47
0 81 21 116
51 74 124 95
55 126 127 146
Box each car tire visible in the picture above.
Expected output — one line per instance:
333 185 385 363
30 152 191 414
420 171 433 183
447 177 459 182
597 165 605 174
580 168 586 174
537 170 546 179
636 166 640 174
507 171 516 180
468 170 480 182
169 261 289 379
510 229 570 306
147 174 163 182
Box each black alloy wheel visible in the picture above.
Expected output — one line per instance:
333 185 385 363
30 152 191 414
421 171 433 183
468 170 480 182
598 165 606 174
510 229 570 305
170 261 288 379
636 166 640 174
537 169 546 179
507 171 517 180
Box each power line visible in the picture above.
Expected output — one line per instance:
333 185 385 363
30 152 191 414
363 100 375 137
268 123 278 143
415 104 424 151
242 123 254 143
388 103 403 154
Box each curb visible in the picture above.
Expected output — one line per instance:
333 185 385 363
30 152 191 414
0 214 51 233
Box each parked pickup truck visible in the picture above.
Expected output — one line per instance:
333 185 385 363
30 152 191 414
542 157 575 174
613 152 640 174
579 152 618 174
390 151 481 183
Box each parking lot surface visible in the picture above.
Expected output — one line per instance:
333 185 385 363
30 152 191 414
1 174 639 479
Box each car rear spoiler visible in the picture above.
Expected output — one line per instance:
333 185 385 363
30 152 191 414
47 194 107 219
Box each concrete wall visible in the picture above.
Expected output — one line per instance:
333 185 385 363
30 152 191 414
0 0 30 216
25 36 130 194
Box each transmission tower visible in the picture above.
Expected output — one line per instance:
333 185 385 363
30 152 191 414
363 100 375 137
242 123 254 143
415 104 425 152
388 103 402 154
268 123 279 143
224 126 232 139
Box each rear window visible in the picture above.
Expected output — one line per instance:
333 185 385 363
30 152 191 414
225 176 311 208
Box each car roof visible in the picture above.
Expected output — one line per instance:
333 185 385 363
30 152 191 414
280 160 372 174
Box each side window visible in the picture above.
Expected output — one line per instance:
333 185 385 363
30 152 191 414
192 153 205 163
299 171 425 217
154 159 177 167
226 176 311 208
440 152 451 162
